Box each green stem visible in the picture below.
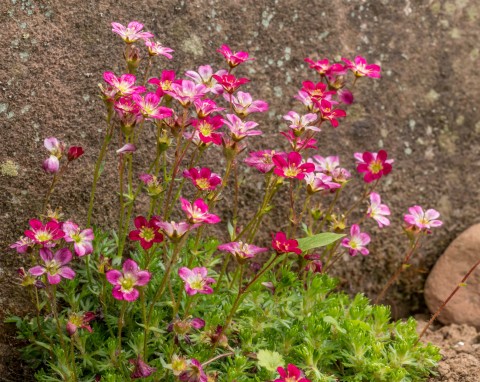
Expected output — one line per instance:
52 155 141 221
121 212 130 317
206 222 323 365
117 302 127 354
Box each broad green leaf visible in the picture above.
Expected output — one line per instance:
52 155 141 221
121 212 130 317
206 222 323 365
296 232 345 252
257 349 284 372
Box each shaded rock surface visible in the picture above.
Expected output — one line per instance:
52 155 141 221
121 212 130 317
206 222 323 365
424 224 480 328
1 0 480 380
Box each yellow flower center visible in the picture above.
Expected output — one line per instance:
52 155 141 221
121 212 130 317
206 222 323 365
284 166 300 177
140 227 155 242
120 276 135 291
36 230 53 242
368 159 383 174
195 178 210 190
199 122 212 136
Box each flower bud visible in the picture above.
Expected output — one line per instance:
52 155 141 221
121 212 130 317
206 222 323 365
67 146 84 161
116 143 137 154
125 44 142 74
43 155 60 174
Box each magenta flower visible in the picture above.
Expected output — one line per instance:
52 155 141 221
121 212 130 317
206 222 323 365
67 146 84 161
180 198 221 225
129 216 164 250
342 56 381 78
404 206 443 231
304 172 341 194
223 114 262 141
178 267 215 296
275 364 311 382
301 80 335 101
25 219 65 245
217 44 253 68
283 111 319 134
167 80 208 107
341 225 371 256
367 193 391 228
132 92 173 120
10 236 35 254
212 74 249 94
273 152 315 180
194 99 225 118
272 232 302 255
183 167 222 191
103 72 146 96
148 70 177 97
155 220 194 241
338 88 354 105
226 91 268 117
43 155 60 174
355 150 393 183
244 150 279 173
129 356 157 379
63 221 94 257
185 65 227 94
191 116 224 145
106 259 151 301
29 248 75 284
178 358 207 382
218 241 268 263
66 311 96 336
111 21 154 43
145 39 173 59
317 99 346 127
294 90 319 112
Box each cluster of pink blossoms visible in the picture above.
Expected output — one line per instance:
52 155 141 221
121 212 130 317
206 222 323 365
12 217 94 286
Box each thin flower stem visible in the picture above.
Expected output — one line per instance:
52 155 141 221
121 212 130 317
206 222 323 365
316 188 341 233
118 136 126 247
214 253 231 292
201 351 235 367
416 258 480 344
69 337 77 382
33 287 54 358
141 290 148 357
143 57 153 86
117 301 127 354
375 233 423 304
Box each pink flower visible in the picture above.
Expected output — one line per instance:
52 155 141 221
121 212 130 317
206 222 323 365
217 44 253 68
226 91 269 117
111 21 154 43
25 219 65 244
10 236 35 254
317 99 346 127
67 146 84 161
341 224 371 256
139 173 163 197
185 65 227 94
283 111 319 134
155 220 194 241
304 58 345 78
178 358 207 382
338 88 354 105
106 259 151 301
191 116 224 145
280 130 318 151
63 221 94 257
355 150 393 183
367 193 391 228
244 150 279 173
129 356 157 379
273 152 315 180
148 70 177 97
212 74 249 94
301 81 335 101
43 137 65 173
29 248 76 284
178 267 216 296
167 80 208 107
145 39 173 58
275 364 311 382
169 317 205 343
272 232 302 255
103 72 146 96
223 114 262 141
183 167 222 191
404 206 443 231
342 56 381 78
304 172 341 194
180 198 221 225
132 92 173 120
116 143 137 154
129 216 164 250
294 90 319 112
217 241 268 263
194 99 225 118
66 312 96 336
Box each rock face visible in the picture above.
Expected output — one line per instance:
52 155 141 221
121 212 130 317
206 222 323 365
424 224 480 328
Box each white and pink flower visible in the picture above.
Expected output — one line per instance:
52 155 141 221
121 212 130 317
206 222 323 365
62 221 94 256
367 193 391 228
217 241 268 263
404 206 442 231
341 225 371 256
111 21 154 43
29 248 76 284
106 259 151 301
178 267 215 295
180 198 220 225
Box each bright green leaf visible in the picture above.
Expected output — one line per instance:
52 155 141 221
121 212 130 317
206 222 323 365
296 232 345 252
